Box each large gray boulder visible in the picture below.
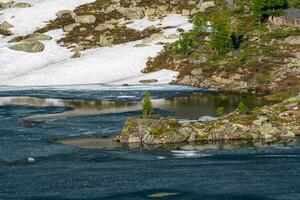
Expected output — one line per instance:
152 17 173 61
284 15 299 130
259 123 280 139
283 8 300 27
75 15 96 24
63 23 81 32
197 1 215 12
0 2 8 10
144 8 156 17
0 27 12 36
123 7 144 20
9 42 45 53
284 36 300 45
98 34 113 47
56 10 76 19
94 24 115 32
22 33 52 42
13 2 31 8
0 21 14 29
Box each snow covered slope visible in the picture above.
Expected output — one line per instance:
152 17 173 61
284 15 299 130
0 0 192 87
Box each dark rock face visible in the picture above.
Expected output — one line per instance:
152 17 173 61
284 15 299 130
284 8 300 27
117 94 300 145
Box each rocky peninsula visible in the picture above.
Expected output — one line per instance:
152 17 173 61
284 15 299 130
116 93 300 145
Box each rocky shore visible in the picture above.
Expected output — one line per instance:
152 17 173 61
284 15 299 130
116 93 300 145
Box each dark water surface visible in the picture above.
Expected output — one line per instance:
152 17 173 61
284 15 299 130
0 86 299 200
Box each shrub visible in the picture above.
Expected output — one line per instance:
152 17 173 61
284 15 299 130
166 116 181 129
235 0 249 13
251 0 287 23
142 91 153 117
150 117 181 137
288 0 300 8
126 119 138 128
255 74 269 84
173 34 195 55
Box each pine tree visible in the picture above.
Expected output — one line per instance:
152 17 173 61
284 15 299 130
142 91 153 117
252 0 267 22
209 10 234 54
251 0 287 23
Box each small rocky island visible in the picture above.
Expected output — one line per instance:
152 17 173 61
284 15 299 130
116 92 300 145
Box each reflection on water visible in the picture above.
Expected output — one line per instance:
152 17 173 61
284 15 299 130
0 96 133 108
57 135 297 153
154 92 267 119
0 92 268 121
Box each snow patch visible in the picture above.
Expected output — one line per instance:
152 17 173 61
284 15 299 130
0 0 96 36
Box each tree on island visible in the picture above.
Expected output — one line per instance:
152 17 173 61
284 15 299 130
142 91 153 117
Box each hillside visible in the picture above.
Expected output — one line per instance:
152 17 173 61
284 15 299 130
0 0 299 93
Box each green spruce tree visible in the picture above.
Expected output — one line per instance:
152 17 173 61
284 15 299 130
251 0 287 24
142 91 153 117
209 10 234 54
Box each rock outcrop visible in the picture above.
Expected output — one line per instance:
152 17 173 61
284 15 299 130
0 21 14 36
63 23 81 32
14 2 31 8
0 1 31 10
9 42 45 53
75 15 96 24
197 1 215 12
22 33 52 42
122 7 145 20
0 27 13 36
269 8 300 27
284 36 300 45
56 10 76 19
117 117 193 144
0 21 14 29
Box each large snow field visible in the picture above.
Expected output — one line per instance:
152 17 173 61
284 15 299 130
0 0 192 87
